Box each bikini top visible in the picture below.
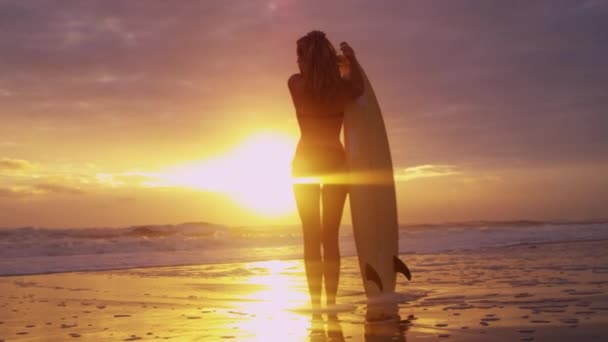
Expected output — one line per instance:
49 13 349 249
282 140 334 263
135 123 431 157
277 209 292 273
289 73 363 144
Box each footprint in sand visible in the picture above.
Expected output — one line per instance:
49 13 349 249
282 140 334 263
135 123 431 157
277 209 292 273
560 318 578 324
435 323 448 327
124 335 141 341
228 310 248 316
589 307 608 311
515 293 533 298
529 320 550 324
114 314 131 318
481 317 500 322
69 333 81 338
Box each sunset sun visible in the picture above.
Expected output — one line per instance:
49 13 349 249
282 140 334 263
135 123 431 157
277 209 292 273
141 132 298 216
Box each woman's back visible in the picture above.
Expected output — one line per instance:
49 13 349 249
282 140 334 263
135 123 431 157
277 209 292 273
288 31 364 177
289 74 351 144
289 74 364 177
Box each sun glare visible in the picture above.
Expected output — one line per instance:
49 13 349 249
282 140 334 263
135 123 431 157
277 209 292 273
240 260 310 341
142 132 298 217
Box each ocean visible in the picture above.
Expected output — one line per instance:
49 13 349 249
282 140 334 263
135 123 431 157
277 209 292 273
1 220 606 276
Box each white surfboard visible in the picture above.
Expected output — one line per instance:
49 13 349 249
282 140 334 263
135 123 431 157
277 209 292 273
343 63 411 300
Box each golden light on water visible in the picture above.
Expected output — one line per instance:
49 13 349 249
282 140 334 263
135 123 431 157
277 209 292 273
139 132 299 217
244 260 309 310
239 260 311 341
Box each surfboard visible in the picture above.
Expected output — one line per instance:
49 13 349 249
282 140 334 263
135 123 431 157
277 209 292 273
343 62 411 300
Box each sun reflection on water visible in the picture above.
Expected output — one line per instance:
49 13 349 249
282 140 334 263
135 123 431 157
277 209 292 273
237 260 313 341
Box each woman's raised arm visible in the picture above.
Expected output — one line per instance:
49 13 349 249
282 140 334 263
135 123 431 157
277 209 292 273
340 42 365 99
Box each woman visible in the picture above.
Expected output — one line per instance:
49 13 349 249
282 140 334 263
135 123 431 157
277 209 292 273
288 30 364 317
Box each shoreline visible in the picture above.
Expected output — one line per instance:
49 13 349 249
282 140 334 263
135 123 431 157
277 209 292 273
2 238 607 278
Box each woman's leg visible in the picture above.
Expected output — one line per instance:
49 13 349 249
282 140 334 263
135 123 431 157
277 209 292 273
321 182 348 307
293 183 322 312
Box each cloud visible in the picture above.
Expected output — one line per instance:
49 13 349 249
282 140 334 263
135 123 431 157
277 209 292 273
95 172 156 188
0 160 108 195
0 182 84 197
0 157 163 195
0 158 36 171
460 175 503 184
33 183 85 195
0 0 606 170
0 186 34 198
395 164 460 182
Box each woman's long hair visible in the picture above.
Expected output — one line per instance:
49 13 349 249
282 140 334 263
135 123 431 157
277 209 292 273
297 30 342 104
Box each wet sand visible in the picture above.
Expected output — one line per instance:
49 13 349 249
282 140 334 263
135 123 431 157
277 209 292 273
1 239 607 341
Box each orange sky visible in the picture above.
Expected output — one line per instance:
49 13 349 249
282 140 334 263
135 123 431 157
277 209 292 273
1 1 607 228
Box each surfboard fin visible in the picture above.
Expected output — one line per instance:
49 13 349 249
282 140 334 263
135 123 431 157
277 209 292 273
365 263 383 292
394 256 412 281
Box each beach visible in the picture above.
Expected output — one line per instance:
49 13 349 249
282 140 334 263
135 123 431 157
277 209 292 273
2 238 607 341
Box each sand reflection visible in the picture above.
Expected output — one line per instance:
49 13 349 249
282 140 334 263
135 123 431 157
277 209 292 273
232 259 410 341
364 302 410 342
238 260 311 341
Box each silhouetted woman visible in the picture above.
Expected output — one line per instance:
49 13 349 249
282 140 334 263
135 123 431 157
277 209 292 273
288 30 364 317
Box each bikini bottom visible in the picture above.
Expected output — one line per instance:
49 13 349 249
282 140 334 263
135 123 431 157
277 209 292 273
292 148 349 184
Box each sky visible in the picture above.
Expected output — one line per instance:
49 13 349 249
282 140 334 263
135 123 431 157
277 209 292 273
1 0 607 228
